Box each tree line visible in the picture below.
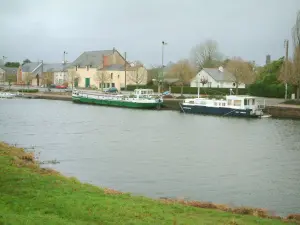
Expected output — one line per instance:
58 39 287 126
147 10 300 100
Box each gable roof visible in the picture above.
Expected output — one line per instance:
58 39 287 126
0 66 18 75
72 50 114 68
22 62 71 76
202 67 235 82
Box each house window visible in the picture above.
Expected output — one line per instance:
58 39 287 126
111 73 113 79
111 83 115 87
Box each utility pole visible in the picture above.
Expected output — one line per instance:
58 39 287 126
63 51 68 86
124 52 127 90
161 41 167 94
284 40 289 100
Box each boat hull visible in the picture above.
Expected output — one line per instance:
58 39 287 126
72 96 162 109
179 103 261 118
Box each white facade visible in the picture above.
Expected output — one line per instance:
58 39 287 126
54 71 68 85
190 69 246 89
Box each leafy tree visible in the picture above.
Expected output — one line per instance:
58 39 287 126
22 59 31 65
4 62 20 68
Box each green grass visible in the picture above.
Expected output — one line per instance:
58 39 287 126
0 142 297 225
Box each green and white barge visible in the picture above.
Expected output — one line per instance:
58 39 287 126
72 89 163 109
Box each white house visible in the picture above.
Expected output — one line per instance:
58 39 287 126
190 66 246 89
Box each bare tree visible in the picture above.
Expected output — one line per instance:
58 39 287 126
190 39 223 72
170 59 195 96
43 72 53 86
68 69 80 89
226 57 255 95
148 65 163 93
128 64 146 88
94 70 110 92
23 73 33 88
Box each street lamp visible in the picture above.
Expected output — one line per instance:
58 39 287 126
284 40 289 100
160 41 167 93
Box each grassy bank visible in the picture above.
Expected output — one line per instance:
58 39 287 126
0 142 298 225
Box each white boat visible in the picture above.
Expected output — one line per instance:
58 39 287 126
179 95 266 118
0 92 17 99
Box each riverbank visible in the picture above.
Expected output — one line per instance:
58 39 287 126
0 142 299 225
16 92 300 119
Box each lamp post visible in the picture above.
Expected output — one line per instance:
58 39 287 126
284 40 289 100
197 76 208 98
160 41 167 93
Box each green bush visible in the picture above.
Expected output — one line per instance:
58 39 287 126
248 83 292 98
17 89 39 93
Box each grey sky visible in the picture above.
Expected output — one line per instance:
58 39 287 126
0 0 299 67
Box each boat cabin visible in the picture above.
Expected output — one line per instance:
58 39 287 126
225 95 258 109
184 95 263 110
133 89 154 98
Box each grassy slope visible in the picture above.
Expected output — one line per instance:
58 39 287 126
0 143 296 225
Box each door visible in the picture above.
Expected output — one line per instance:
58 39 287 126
85 78 90 88
74 78 79 88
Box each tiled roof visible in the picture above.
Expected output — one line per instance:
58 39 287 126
71 50 114 68
202 68 235 82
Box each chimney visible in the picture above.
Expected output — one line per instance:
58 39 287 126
218 66 224 72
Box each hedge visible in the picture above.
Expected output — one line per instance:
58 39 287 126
248 83 292 98
17 89 39 93
124 84 293 98
124 85 249 95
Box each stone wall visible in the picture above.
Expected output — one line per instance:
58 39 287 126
264 106 300 119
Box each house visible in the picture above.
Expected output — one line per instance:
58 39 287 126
19 62 70 86
190 66 246 89
69 48 148 90
0 66 19 84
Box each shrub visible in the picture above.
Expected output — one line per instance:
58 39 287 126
17 89 39 93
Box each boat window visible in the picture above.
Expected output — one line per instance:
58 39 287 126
214 102 217 106
252 99 255 105
228 99 232 105
222 103 225 106
244 99 248 106
233 100 242 106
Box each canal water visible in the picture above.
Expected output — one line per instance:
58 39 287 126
0 99 299 216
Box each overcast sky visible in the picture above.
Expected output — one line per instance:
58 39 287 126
0 0 299 67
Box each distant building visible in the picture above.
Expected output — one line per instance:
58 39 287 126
19 62 70 86
190 66 246 89
69 48 150 90
0 66 19 84
266 55 271 64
